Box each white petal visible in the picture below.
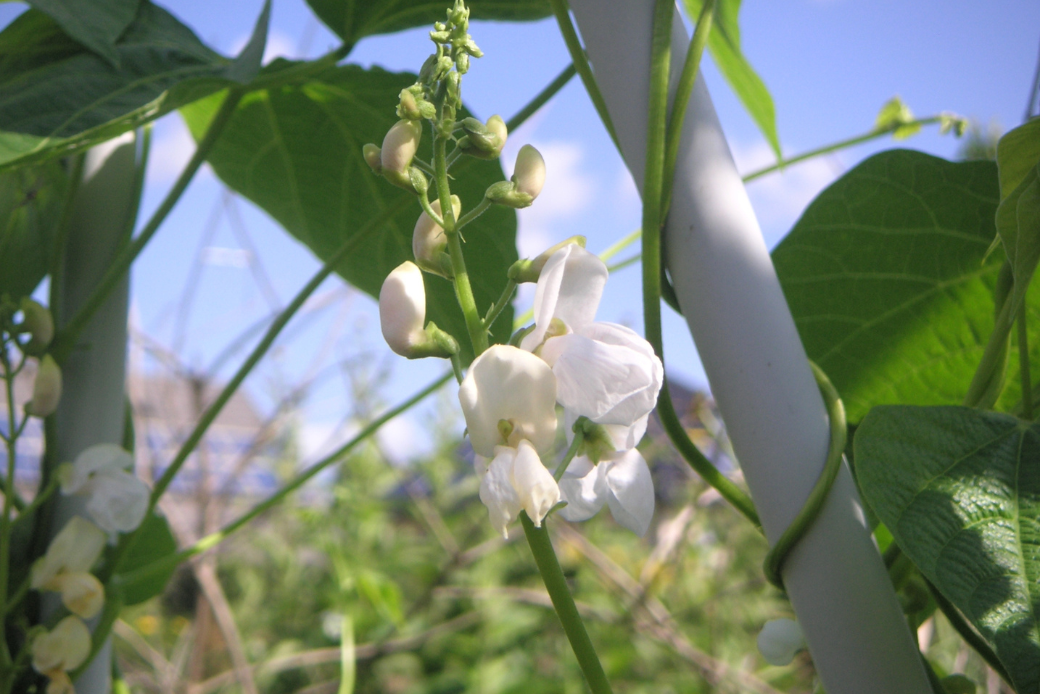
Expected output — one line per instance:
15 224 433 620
62 443 133 494
83 470 149 534
521 244 607 351
32 616 91 674
31 517 106 589
509 440 560 526
479 447 522 538
543 333 658 426
604 449 655 536
757 619 805 666
458 345 558 457
379 261 426 356
558 457 608 522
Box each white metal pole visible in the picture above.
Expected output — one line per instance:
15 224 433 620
46 133 138 694
566 2 931 692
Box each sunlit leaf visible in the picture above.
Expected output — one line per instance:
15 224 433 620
0 0 269 172
856 406 1040 691
996 118 1040 201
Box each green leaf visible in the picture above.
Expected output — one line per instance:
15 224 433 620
772 150 1001 422
305 0 550 45
681 0 780 161
996 164 1040 317
0 158 68 298
26 0 140 67
180 65 517 361
112 511 178 606
0 0 269 173
996 118 1040 201
855 406 1040 692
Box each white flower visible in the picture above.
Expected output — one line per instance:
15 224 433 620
32 615 91 676
412 196 460 277
30 516 106 591
50 572 105 619
521 244 662 442
458 345 557 457
380 119 422 174
479 440 560 536
757 618 805 666
25 355 62 418
379 262 427 357
59 443 149 535
513 144 545 199
557 448 655 536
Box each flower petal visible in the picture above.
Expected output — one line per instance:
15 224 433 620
757 618 805 666
509 440 560 526
61 443 133 495
558 457 609 522
521 244 607 351
83 469 149 534
479 447 522 538
458 345 557 457
604 449 655 536
543 332 658 425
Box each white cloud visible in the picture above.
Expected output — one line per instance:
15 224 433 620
732 141 842 247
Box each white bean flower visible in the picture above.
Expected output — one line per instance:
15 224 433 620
557 448 655 537
59 443 149 536
31 516 107 619
479 440 560 536
522 244 663 449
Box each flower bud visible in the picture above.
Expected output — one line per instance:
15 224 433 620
508 236 586 283
19 297 54 355
514 145 546 199
397 89 422 120
456 51 470 74
379 262 427 357
380 120 423 190
26 354 62 418
413 196 460 278
32 616 91 675
756 618 805 666
363 144 382 173
53 571 105 619
458 115 507 160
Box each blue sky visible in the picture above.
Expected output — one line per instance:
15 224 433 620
3 0 1038 462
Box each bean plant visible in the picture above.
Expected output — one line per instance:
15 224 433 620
0 0 1036 693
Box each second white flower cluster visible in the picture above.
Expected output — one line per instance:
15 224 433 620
459 243 664 537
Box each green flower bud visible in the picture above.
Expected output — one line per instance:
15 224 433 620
485 180 531 209
26 354 62 418
363 144 382 174
435 55 454 81
458 115 507 159
462 37 483 58
19 297 54 356
456 52 470 74
397 90 422 120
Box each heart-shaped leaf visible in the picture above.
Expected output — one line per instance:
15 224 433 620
855 405 1040 691
773 150 1002 422
181 65 517 361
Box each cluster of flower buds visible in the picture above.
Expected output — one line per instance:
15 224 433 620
1 297 62 418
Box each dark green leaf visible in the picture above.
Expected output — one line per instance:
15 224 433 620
27 0 140 67
180 65 517 361
0 0 269 172
305 0 550 45
0 158 68 298
111 511 178 606
996 164 1040 317
773 151 1002 422
855 406 1040 692
681 0 780 161
996 118 1040 201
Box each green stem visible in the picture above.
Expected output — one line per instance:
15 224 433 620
520 514 613 694
436 132 486 355
964 292 1014 407
661 0 714 217
455 196 492 231
482 279 516 332
0 352 17 667
547 0 621 152
48 154 86 329
102 205 392 583
1018 301 1033 419
741 116 943 183
598 229 641 263
113 373 452 592
605 254 640 274
50 88 245 365
505 63 577 132
417 190 445 228
553 426 586 482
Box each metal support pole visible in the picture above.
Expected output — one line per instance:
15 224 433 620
566 2 931 691
47 134 138 694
